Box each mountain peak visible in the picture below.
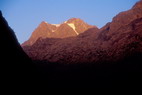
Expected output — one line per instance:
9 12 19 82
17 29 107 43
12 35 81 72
22 18 96 46
40 21 50 25
68 18 82 21
38 21 49 28
66 18 85 24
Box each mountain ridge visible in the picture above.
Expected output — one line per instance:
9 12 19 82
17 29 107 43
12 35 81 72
23 0 142 64
22 18 96 46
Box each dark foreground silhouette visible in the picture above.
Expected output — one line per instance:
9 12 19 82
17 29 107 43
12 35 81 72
0 11 38 87
1 9 142 88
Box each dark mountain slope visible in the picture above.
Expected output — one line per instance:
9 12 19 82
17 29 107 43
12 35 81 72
0 11 38 86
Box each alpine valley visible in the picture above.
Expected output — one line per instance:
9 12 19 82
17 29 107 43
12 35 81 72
1 0 142 88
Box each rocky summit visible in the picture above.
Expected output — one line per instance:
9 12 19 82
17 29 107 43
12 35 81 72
22 18 96 46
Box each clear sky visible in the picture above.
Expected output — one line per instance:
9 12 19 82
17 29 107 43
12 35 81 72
0 0 139 43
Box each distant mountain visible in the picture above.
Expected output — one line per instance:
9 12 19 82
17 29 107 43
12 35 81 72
22 18 96 46
23 0 142 64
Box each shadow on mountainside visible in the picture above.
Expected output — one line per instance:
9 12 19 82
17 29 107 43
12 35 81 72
33 52 142 88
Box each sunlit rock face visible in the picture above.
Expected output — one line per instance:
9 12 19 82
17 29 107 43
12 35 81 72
22 18 95 46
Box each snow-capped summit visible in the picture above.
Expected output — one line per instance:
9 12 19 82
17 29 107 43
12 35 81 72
22 18 97 46
52 24 61 27
67 23 78 35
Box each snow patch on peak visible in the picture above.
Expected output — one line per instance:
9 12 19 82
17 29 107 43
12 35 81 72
67 23 79 35
44 21 48 24
64 21 67 23
52 24 61 27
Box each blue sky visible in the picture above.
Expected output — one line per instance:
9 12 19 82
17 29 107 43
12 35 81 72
0 0 139 43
